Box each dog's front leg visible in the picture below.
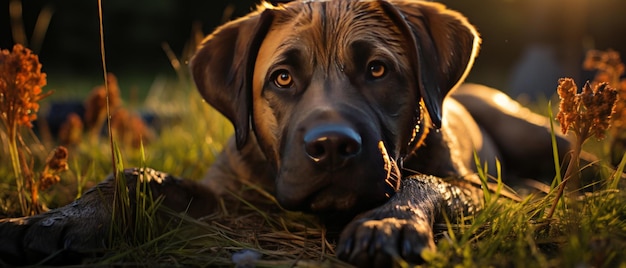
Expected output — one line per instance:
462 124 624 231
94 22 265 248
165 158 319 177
336 174 481 267
0 168 216 265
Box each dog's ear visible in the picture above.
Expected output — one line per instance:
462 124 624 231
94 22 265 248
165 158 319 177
381 0 480 128
191 8 274 149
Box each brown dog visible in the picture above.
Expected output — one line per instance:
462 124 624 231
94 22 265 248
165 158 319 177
0 0 575 266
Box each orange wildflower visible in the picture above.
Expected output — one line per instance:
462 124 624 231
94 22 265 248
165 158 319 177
556 78 579 134
583 49 624 87
556 78 617 140
28 146 69 215
0 44 50 128
548 78 618 219
0 44 51 215
58 113 84 147
584 49 626 165
39 146 69 191
84 73 121 135
110 108 154 148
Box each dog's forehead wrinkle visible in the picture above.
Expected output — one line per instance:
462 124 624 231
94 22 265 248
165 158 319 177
273 45 309 69
349 38 406 73
271 0 404 71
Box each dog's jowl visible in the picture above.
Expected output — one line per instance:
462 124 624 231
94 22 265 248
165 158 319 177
0 0 578 267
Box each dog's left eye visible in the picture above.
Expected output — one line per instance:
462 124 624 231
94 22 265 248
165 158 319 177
272 70 294 88
368 61 386 79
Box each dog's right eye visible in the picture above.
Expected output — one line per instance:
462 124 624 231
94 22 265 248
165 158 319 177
272 70 294 88
367 61 387 79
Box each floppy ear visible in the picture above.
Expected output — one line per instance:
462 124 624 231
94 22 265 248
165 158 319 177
190 8 274 149
381 0 480 128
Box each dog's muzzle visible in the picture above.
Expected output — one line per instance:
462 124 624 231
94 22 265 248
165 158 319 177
275 106 392 213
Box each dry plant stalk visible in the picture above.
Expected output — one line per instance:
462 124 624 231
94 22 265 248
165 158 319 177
0 44 51 215
548 77 618 218
583 49 626 165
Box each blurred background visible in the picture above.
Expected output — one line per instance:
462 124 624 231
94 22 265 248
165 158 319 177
1 0 625 101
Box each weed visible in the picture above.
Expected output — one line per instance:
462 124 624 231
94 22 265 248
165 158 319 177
548 78 618 218
0 44 55 215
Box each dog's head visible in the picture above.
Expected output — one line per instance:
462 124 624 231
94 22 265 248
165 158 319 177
191 0 479 215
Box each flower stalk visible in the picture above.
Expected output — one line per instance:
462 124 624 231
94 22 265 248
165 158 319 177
6 125 27 214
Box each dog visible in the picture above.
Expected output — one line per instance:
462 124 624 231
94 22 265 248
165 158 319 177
0 0 577 266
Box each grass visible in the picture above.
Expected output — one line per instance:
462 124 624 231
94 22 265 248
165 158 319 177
0 71 624 267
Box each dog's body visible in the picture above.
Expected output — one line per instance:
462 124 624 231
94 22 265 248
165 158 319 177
1 0 576 266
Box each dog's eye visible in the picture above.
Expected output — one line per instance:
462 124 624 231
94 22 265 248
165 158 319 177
368 61 386 79
272 70 294 88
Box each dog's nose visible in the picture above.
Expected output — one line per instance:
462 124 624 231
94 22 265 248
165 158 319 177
304 124 362 169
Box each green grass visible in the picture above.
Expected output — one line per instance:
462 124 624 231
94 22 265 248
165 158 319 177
1 73 625 267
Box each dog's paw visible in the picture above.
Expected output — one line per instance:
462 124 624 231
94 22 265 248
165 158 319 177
0 171 124 265
0 168 215 265
0 194 112 265
335 205 436 267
